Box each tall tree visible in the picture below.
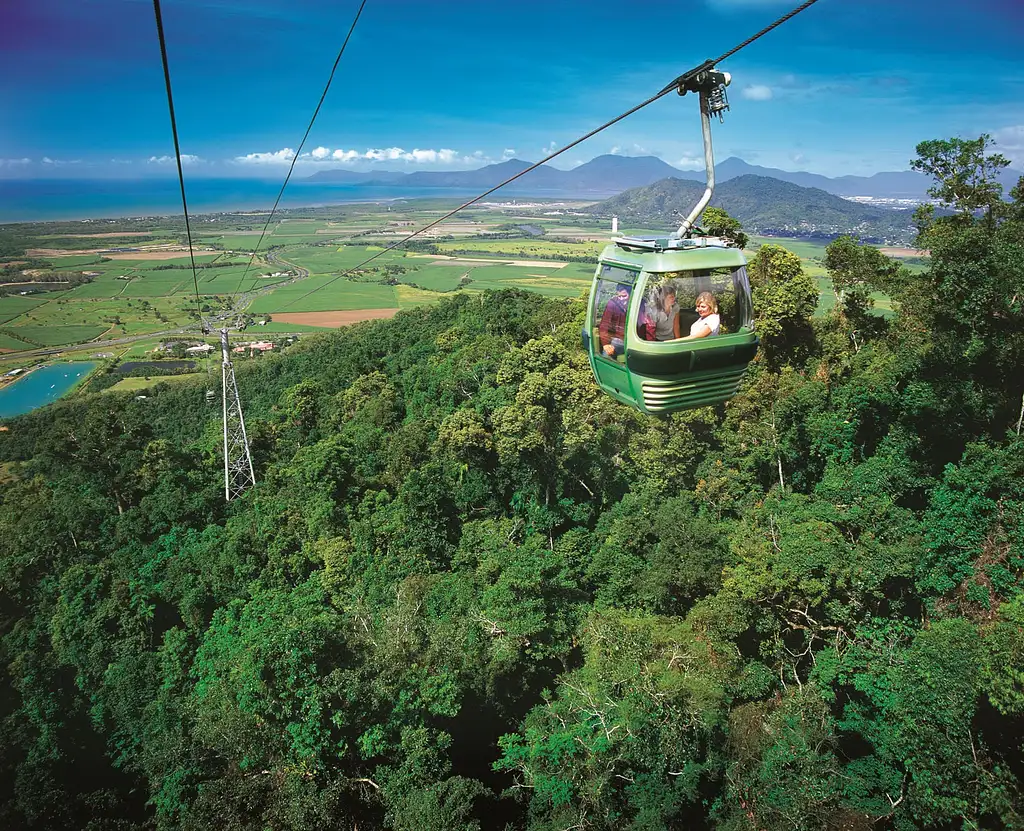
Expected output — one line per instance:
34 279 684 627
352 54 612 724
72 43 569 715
747 244 819 368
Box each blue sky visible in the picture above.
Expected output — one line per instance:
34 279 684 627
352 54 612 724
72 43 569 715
1 0 1022 179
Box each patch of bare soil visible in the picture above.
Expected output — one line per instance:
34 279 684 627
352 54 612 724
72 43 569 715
53 232 155 239
26 247 214 260
879 247 928 257
102 250 216 260
273 309 400 327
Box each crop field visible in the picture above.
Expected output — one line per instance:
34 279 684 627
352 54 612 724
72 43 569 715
0 332 34 351
247 278 397 314
395 285 448 308
64 278 134 298
104 373 204 394
283 245 407 274
0 296 51 323
434 239 603 258
749 235 829 260
6 324 110 346
254 321 325 333
402 265 469 292
8 295 200 338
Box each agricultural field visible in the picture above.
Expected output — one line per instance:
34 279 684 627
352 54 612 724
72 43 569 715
0 202 922 353
0 295 52 323
247 278 397 314
103 373 205 394
0 332 34 351
434 238 604 258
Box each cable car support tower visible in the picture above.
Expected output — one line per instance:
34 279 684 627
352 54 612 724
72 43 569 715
220 327 256 501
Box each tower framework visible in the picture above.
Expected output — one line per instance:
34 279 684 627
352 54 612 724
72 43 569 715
221 328 256 501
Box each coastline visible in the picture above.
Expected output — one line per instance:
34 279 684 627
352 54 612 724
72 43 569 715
0 178 599 224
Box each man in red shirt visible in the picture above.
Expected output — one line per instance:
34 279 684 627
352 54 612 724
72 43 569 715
599 283 630 358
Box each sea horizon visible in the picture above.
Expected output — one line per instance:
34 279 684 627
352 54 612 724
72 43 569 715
0 178 607 224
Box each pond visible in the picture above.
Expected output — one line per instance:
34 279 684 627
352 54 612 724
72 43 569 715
0 362 98 419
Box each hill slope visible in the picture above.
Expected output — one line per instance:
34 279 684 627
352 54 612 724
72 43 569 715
594 174 917 243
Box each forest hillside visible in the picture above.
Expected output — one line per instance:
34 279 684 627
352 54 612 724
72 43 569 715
0 137 1023 830
595 174 917 243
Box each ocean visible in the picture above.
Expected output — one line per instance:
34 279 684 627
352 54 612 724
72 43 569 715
0 178 583 224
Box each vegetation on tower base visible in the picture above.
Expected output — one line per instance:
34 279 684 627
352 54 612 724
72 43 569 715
0 139 1023 830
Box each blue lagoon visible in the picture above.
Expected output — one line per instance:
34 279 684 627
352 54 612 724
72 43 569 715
0 363 97 419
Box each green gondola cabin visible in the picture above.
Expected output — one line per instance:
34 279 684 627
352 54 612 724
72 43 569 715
582 65 758 413
583 235 758 413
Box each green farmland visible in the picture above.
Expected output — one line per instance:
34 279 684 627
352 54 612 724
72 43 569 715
0 201 919 354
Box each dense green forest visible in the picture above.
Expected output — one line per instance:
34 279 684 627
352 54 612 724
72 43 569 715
1 137 1022 830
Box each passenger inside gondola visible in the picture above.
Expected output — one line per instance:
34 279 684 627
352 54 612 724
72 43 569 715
599 282 631 357
685 291 720 339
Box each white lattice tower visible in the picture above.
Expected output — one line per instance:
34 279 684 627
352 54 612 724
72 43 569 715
221 328 256 501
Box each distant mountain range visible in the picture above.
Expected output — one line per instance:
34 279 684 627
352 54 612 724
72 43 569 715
305 155 685 195
594 175 918 244
306 154 1023 201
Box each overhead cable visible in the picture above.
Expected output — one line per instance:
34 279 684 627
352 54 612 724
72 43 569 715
269 0 822 316
152 0 205 326
229 0 370 307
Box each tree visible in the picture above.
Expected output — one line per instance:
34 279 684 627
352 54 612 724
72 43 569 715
700 206 748 250
747 244 818 368
910 134 1010 221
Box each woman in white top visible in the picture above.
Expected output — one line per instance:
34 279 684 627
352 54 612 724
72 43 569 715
686 291 720 339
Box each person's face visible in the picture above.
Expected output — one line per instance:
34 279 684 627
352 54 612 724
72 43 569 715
663 292 676 310
696 298 713 317
615 289 629 304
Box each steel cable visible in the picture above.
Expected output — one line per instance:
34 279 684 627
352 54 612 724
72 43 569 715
153 0 205 327
228 0 370 309
268 0 822 317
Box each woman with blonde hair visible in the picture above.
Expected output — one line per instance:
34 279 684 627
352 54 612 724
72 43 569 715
686 291 720 339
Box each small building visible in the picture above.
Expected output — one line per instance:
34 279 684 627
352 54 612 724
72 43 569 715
185 344 214 354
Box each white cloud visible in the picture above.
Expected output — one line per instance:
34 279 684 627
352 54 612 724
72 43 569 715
992 125 1024 165
541 141 557 157
148 154 201 165
285 146 464 165
234 148 296 164
502 148 516 159
610 143 652 157
676 155 704 170
741 85 773 101
0 157 31 166
41 156 81 166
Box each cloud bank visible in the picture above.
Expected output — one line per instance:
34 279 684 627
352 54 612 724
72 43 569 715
235 146 464 165
148 154 202 165
993 125 1024 165
741 85 773 101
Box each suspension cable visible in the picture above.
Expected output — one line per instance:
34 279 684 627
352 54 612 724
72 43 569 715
152 0 204 328
266 0 822 316
229 0 370 309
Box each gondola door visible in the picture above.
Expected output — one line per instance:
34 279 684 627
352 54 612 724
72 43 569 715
587 264 639 407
